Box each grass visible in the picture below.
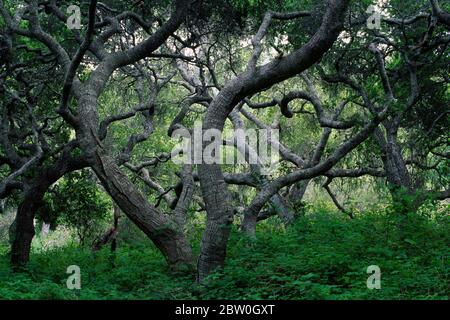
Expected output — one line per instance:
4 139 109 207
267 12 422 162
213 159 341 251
0 208 448 300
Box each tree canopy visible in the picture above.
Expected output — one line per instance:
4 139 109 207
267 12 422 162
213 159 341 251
0 0 448 300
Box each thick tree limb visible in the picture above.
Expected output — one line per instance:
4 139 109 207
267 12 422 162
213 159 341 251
430 0 450 27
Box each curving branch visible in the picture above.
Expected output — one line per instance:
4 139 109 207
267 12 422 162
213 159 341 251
247 10 311 71
368 43 394 103
322 177 352 219
58 0 98 127
430 0 450 27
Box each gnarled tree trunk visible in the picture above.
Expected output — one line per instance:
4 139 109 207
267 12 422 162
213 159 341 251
197 0 350 282
9 149 87 269
90 148 194 269
10 191 41 268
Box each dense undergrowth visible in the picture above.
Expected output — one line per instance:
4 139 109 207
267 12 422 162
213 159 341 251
0 208 448 300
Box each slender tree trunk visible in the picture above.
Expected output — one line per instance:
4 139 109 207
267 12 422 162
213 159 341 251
240 178 310 237
8 215 16 246
288 179 310 211
40 222 50 238
375 127 415 212
229 109 295 234
270 194 293 224
241 193 293 237
240 213 258 237
110 203 120 254
110 204 120 267
385 132 412 191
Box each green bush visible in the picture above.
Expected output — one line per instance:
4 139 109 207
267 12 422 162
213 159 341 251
0 207 448 300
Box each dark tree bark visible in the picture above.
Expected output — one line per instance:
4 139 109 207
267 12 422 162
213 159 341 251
9 148 87 269
10 191 41 268
430 0 450 27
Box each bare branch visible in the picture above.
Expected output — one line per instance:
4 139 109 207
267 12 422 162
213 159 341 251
247 10 310 71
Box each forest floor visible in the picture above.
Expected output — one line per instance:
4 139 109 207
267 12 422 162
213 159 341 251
0 209 448 300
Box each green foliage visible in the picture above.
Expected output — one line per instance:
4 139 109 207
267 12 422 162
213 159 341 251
0 206 448 300
38 170 112 245
202 207 449 300
1 0 448 302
